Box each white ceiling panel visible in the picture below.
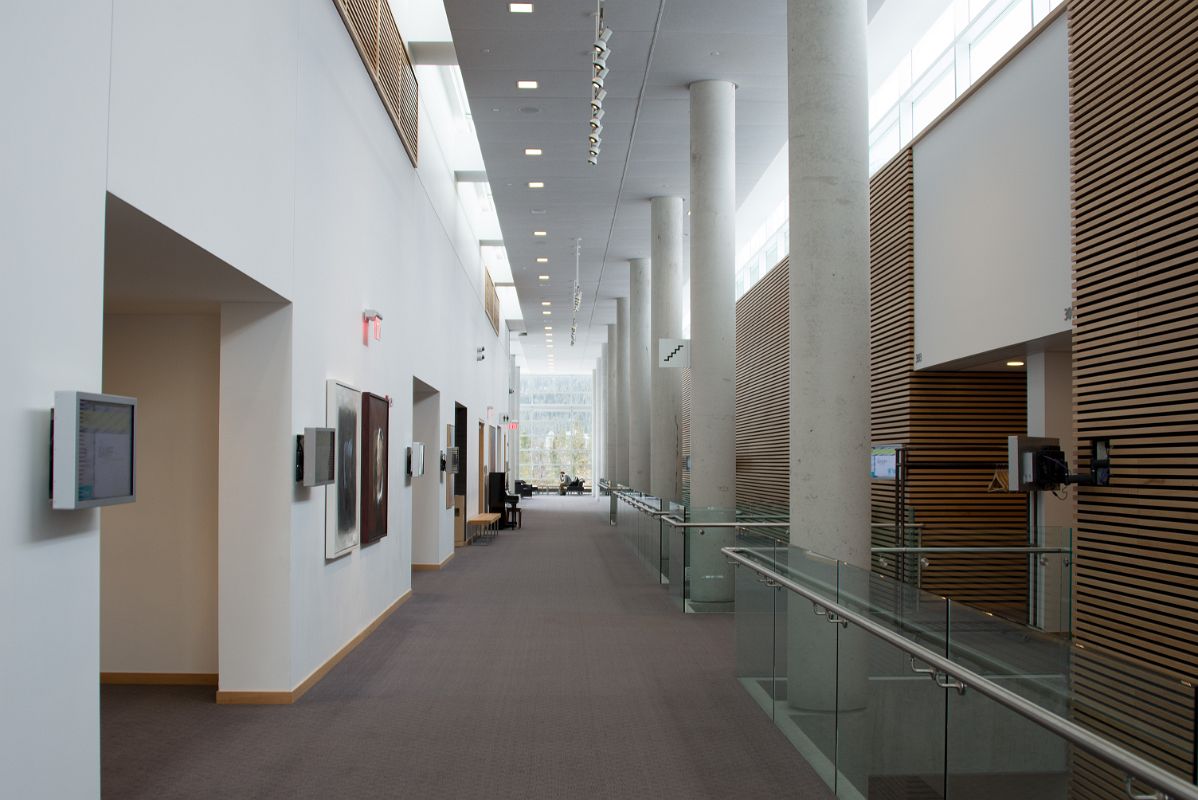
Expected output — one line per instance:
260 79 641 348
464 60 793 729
444 0 790 370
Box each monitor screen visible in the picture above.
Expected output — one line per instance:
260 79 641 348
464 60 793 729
870 446 898 480
77 398 135 501
53 391 137 510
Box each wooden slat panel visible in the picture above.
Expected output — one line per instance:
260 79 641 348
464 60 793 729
333 0 419 167
378 9 419 165
866 150 1029 616
1069 0 1198 793
734 257 789 514
483 269 500 335
729 150 1028 610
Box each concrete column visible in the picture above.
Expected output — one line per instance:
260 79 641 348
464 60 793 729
605 329 618 485
787 0 870 567
511 360 521 485
591 366 599 496
629 259 652 493
688 80 737 608
650 196 685 503
688 81 737 509
785 2 871 785
594 351 604 490
615 296 631 487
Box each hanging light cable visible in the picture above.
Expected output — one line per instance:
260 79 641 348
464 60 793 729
571 239 582 346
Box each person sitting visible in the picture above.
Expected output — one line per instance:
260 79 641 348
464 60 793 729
558 471 568 495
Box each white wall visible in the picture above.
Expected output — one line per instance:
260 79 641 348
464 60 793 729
411 387 444 566
101 315 219 675
107 0 511 693
913 16 1070 369
0 3 112 797
106 0 298 299
220 303 294 691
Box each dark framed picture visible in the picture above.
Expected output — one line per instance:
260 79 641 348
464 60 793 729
360 392 390 545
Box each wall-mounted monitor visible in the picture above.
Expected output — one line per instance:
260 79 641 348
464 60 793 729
296 427 335 487
51 391 137 510
1007 435 1061 491
407 442 425 477
870 445 899 480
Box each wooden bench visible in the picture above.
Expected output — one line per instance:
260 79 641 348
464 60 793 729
466 512 502 545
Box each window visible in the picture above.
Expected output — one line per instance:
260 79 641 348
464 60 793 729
519 374 593 485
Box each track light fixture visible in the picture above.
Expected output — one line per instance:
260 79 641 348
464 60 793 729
587 3 611 165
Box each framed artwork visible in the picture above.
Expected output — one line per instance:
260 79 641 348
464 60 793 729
445 423 455 509
326 380 361 559
360 392 389 545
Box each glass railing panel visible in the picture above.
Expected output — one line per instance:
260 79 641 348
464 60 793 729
686 507 737 612
945 598 1070 715
1036 526 1072 635
945 672 1070 799
838 575 948 798
735 542 780 721
667 511 687 611
837 556 952 657
769 547 842 789
1067 645 1197 795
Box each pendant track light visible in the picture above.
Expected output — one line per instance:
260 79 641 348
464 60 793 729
586 2 611 165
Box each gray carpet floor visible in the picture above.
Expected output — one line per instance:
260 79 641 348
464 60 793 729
101 494 832 799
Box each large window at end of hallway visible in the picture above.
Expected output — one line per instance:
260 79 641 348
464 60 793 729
519 374 592 486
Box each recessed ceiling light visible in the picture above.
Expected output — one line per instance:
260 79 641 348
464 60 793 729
517 80 539 90
1006 360 1025 367
541 301 551 306
547 344 554 349
538 275 550 280
536 257 549 263
528 181 544 189
509 2 534 12
544 326 552 331
524 148 542 156
534 231 547 237
542 310 552 315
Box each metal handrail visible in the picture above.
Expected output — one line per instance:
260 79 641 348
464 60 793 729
722 546 1198 800
661 515 790 530
872 546 1071 555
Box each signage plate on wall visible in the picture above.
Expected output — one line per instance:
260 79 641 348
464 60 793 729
658 338 690 368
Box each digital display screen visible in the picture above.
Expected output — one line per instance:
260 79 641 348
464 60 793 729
870 446 898 480
77 399 134 501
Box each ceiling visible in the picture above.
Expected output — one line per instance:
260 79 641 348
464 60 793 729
442 0 793 373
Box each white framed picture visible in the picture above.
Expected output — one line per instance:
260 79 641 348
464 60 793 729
326 379 361 559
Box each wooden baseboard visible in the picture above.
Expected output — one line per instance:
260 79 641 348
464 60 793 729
412 552 455 571
101 672 218 686
213 690 293 705
215 589 412 705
